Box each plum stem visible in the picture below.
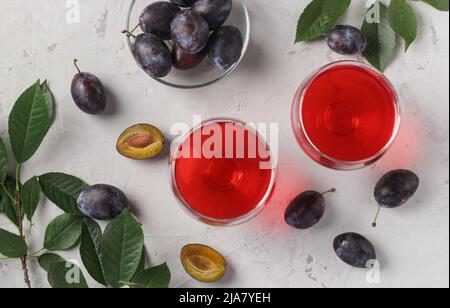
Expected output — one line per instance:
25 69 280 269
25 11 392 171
321 188 337 196
73 59 81 73
121 30 136 38
122 23 140 39
372 206 382 228
13 164 31 288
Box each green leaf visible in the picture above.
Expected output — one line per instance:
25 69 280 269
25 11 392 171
8 80 50 164
48 261 89 288
388 0 418 51
0 228 27 258
44 214 83 250
101 209 144 288
38 253 65 272
21 176 41 221
131 263 171 288
0 176 19 227
0 137 7 183
362 1 397 72
39 172 88 214
423 0 449 11
40 80 54 121
80 218 106 286
295 0 352 42
133 248 146 279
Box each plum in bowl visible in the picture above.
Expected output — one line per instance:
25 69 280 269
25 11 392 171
124 0 250 89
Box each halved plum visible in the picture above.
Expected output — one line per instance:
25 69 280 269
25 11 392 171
181 244 227 282
116 124 165 160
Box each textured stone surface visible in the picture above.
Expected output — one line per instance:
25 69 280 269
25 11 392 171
0 0 448 288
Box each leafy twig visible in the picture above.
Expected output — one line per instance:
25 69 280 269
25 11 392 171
1 79 170 289
13 164 32 288
295 0 448 71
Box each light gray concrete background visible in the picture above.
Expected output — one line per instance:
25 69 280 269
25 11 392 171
0 0 449 288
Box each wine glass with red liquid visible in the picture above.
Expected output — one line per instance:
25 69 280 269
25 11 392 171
292 61 401 170
170 119 277 226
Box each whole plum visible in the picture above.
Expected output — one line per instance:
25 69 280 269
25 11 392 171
192 0 232 30
326 25 367 55
374 170 419 209
171 10 210 54
333 233 377 269
140 2 180 40
71 59 106 115
77 184 128 220
372 169 420 227
170 0 197 7
285 189 335 229
172 44 206 70
133 33 172 78
207 26 243 70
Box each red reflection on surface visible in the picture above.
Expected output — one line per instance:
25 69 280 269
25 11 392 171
374 110 423 173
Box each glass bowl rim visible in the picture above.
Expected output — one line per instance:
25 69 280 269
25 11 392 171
125 0 251 90
291 60 402 170
170 117 278 226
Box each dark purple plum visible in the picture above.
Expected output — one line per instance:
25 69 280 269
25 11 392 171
170 0 197 7
132 33 172 78
171 10 210 54
374 170 419 208
333 233 377 269
285 189 335 229
372 169 420 227
208 26 243 70
71 59 106 115
326 25 367 55
172 44 206 70
192 0 232 30
140 2 180 40
77 184 128 220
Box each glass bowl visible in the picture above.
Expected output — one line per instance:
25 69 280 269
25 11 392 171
125 0 251 89
169 118 277 226
291 61 401 171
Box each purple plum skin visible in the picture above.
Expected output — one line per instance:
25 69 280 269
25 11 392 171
374 170 420 208
208 26 243 70
172 44 206 70
71 72 106 115
140 2 180 40
326 25 367 55
333 233 377 269
192 0 232 30
171 10 210 54
170 0 197 7
77 184 128 221
133 33 173 78
284 191 325 229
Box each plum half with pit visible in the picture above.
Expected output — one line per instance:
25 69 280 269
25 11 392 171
71 59 106 115
172 44 206 70
77 184 128 220
140 2 180 40
171 10 210 54
132 33 172 78
116 124 165 160
208 26 243 70
192 0 232 30
181 244 227 282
